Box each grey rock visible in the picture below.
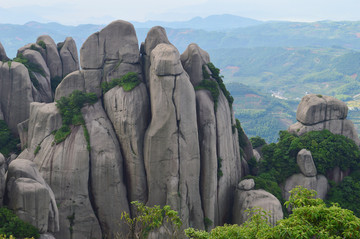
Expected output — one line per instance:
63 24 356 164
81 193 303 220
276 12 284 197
54 69 102 100
0 153 5 206
296 94 348 125
283 173 329 201
141 26 171 87
59 37 79 77
144 43 204 229
253 149 261 162
7 178 50 233
181 43 210 86
39 233 56 239
233 189 283 226
6 158 59 232
103 83 149 205
82 102 130 237
0 42 9 61
80 20 139 69
238 179 255 190
37 35 63 79
195 90 218 229
17 119 29 150
288 119 360 146
297 149 317 177
0 104 3 120
0 61 34 134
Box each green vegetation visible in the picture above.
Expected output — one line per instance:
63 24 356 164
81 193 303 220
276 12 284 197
67 212 75 236
36 40 46 49
0 120 19 157
185 186 360 239
250 136 266 148
244 174 283 204
51 76 63 93
34 145 41 155
101 72 141 93
13 53 45 90
194 80 219 110
54 90 97 150
217 157 223 179
121 201 182 239
0 207 39 239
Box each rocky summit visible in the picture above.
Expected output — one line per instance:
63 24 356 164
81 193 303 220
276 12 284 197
0 20 254 238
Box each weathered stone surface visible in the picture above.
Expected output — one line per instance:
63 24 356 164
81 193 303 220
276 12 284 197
0 61 34 134
37 35 62 79
296 94 348 125
39 233 56 239
27 102 62 154
181 43 210 86
288 119 360 146
17 119 29 150
253 149 261 161
195 90 218 228
21 49 53 102
233 189 283 226
0 153 5 206
103 83 149 205
326 166 350 184
0 104 3 120
33 128 102 239
6 158 59 232
59 37 79 77
238 179 255 191
0 42 9 61
54 69 102 100
297 149 317 177
7 178 50 232
144 43 204 229
81 20 139 69
141 26 171 87
283 173 329 201
82 102 130 237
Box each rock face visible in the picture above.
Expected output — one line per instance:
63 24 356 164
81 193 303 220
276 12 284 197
283 174 329 201
233 180 283 226
0 153 5 206
6 158 59 232
144 43 204 229
297 149 317 177
288 94 360 145
1 20 247 238
0 42 9 61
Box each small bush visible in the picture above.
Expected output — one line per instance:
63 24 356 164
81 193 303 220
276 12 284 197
250 136 266 149
101 72 141 93
194 80 219 111
0 120 19 157
51 76 63 93
0 207 39 239
37 40 46 49
34 145 41 155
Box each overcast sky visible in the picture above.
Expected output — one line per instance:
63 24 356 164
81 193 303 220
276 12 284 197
1 0 360 25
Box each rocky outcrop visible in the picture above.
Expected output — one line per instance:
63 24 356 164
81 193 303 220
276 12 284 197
297 149 317 177
144 43 204 229
0 42 9 61
233 179 283 226
0 61 34 134
37 36 63 79
58 37 79 77
6 158 59 232
282 149 329 201
288 94 360 145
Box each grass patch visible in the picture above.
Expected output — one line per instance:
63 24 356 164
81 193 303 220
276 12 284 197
101 72 141 93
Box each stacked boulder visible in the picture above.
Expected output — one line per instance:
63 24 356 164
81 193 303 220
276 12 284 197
282 149 329 201
0 20 252 238
232 179 283 226
288 94 360 145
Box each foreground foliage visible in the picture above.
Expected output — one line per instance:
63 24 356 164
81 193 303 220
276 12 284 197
185 187 360 239
121 201 182 239
0 207 39 239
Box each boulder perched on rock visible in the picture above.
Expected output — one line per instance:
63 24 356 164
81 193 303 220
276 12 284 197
297 149 317 177
233 182 283 226
238 179 255 191
288 94 360 145
283 174 329 201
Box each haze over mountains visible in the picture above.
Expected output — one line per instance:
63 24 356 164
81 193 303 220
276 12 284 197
2 14 360 142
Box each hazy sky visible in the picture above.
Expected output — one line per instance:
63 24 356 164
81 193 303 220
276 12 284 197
1 0 360 25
